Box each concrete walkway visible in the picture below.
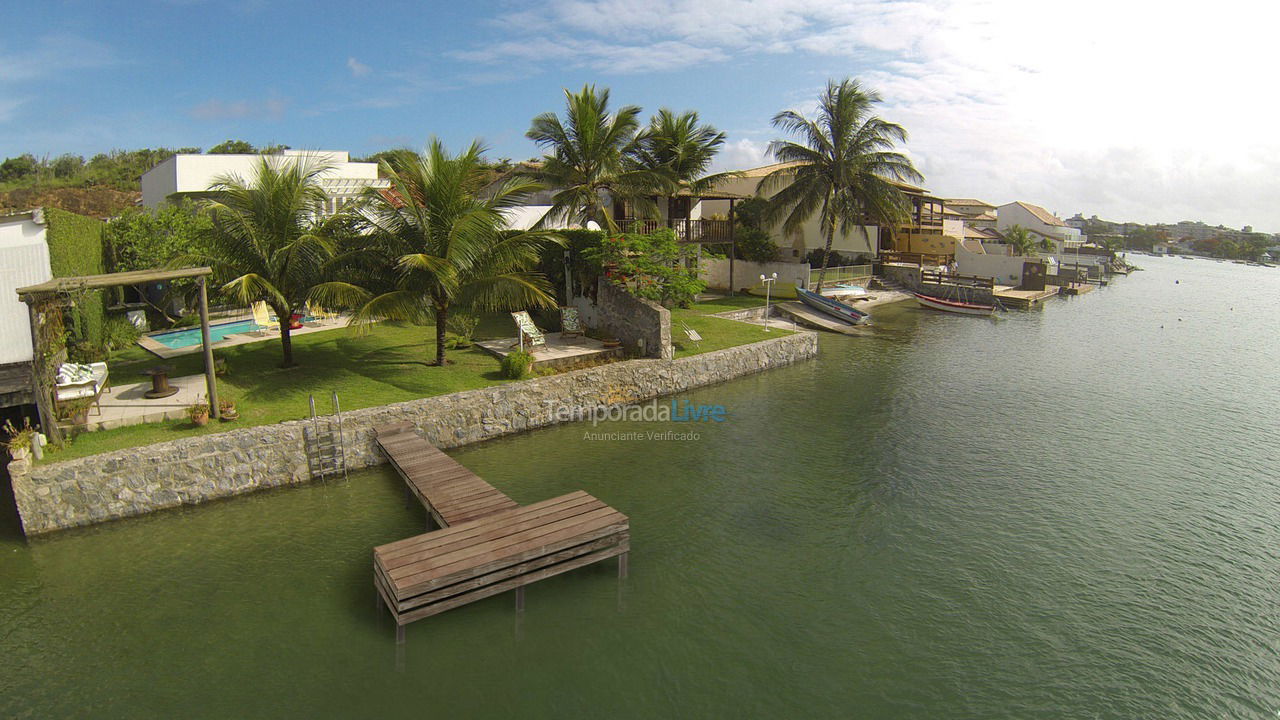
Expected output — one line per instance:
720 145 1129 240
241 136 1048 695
76 373 208 431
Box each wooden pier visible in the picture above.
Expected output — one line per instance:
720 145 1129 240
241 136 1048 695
993 285 1060 309
373 424 629 641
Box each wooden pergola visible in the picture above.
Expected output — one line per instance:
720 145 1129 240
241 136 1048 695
16 266 219 443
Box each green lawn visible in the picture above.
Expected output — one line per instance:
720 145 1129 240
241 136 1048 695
41 301 791 462
671 292 793 358
43 320 516 462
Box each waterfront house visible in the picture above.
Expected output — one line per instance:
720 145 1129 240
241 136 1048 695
140 149 389 218
996 201 1085 254
0 210 53 411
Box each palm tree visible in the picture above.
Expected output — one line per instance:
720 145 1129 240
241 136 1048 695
314 139 561 367
762 78 922 289
525 85 672 231
1004 225 1038 256
185 156 342 368
629 108 730 220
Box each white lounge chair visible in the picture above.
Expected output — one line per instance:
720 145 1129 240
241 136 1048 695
54 361 110 416
252 302 280 332
559 306 583 339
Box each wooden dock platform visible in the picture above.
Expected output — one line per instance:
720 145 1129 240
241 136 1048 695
373 424 629 640
374 491 629 628
993 285 1060 309
377 424 517 526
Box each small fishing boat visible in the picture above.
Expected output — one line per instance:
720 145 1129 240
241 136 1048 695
797 287 869 325
912 291 996 316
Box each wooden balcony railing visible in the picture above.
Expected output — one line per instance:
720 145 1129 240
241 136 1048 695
880 250 951 267
618 218 735 244
920 270 994 290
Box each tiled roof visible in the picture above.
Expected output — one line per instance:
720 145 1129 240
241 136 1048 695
732 160 927 193
1014 201 1066 227
944 198 996 209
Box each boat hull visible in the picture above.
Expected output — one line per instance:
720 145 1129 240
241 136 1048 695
797 287 869 325
913 292 995 316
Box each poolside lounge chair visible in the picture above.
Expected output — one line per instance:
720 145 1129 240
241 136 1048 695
510 311 547 352
251 302 280 332
559 306 583 339
54 361 110 417
679 321 702 349
306 301 337 322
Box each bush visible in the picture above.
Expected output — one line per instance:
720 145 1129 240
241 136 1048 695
103 315 142 351
591 229 705 307
501 350 534 379
734 226 781 262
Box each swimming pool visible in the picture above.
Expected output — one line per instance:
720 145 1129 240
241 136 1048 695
148 319 261 349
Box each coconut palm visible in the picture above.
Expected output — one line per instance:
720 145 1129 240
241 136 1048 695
629 108 731 219
526 85 672 231
314 139 561 366
1004 225 1038 256
762 78 922 289
184 156 343 368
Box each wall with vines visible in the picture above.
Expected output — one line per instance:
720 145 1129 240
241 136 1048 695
43 208 107 354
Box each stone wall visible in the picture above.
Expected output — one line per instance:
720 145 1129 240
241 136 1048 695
8 331 817 535
591 278 672 360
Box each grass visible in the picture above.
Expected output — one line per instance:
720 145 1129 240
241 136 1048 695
43 319 516 463
670 292 793 358
40 300 792 462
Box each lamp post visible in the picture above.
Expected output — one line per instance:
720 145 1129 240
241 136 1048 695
760 272 777 332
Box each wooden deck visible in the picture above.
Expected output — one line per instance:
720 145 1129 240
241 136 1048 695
377 424 517 526
373 424 629 640
993 285 1060 308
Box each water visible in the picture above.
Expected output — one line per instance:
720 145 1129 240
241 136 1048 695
2 256 1277 718
149 319 261 348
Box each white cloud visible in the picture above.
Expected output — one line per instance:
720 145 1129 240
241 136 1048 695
470 0 1280 228
347 57 372 77
0 33 119 84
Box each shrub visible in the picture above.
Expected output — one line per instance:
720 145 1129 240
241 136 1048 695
591 229 705 307
734 226 781 262
103 315 142 351
501 350 534 379
445 312 479 348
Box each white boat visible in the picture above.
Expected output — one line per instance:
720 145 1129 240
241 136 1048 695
912 292 995 316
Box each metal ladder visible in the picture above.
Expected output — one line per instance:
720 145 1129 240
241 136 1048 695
306 391 348 481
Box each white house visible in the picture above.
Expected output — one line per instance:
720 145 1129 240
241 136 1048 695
140 149 389 216
997 201 1085 253
955 237 1056 286
0 210 53 409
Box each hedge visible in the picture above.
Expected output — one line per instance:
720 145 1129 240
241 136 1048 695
44 207 107 348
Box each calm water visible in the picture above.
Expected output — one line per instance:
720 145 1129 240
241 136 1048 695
2 256 1277 718
150 319 261 348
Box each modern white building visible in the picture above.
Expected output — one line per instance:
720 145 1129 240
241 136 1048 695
140 150 389 216
0 210 53 408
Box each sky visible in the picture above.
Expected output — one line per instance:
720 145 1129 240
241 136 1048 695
4 0 1279 231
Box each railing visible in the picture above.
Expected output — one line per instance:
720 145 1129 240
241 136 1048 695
808 264 873 289
880 250 951 267
617 218 735 244
920 270 994 290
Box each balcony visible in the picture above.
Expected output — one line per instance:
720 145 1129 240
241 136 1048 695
617 218 735 244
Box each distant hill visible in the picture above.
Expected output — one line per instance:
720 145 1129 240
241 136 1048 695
0 186 140 218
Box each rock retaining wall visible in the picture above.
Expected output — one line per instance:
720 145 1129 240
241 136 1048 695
8 331 816 535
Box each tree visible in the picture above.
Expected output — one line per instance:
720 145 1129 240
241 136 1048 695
0 154 39 182
208 140 256 154
761 78 921 289
105 201 212 323
629 108 729 219
315 139 562 366
182 156 343 367
525 85 672 231
51 154 84 179
1004 225 1037 256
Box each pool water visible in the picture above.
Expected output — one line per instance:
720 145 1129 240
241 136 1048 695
149 319 261 349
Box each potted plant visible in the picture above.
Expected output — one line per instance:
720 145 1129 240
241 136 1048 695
218 397 239 421
187 397 211 427
57 398 94 427
3 417 36 461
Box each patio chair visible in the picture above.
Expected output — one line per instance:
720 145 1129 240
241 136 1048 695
252 302 280 332
54 361 110 417
559 306 583 339
509 311 547 352
307 301 337 322
679 321 702 349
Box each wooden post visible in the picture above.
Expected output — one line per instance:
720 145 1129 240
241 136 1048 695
515 586 525 612
728 199 736 294
618 552 629 579
198 277 220 419
395 624 405 644
24 300 61 444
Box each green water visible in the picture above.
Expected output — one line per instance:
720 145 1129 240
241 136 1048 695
2 256 1278 718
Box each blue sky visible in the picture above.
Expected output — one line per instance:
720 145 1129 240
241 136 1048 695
4 0 1278 230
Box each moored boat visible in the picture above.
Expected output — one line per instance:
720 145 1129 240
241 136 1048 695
912 291 996 316
797 287 869 325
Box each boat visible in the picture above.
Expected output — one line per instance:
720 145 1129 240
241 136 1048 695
912 291 996 316
796 287 869 325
